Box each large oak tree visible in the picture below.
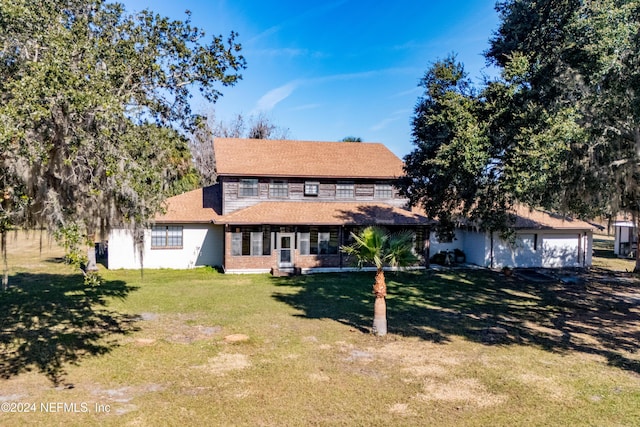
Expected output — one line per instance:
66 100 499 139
402 1 640 268
0 0 246 285
487 0 640 268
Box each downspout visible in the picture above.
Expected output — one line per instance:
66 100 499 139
222 223 228 273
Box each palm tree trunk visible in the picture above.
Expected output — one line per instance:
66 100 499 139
372 269 387 336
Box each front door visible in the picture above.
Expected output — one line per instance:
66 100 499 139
278 233 294 268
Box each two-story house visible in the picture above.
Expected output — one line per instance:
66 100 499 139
107 138 430 273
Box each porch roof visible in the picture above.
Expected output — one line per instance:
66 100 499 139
219 201 431 226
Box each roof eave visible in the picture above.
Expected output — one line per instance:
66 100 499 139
216 172 402 180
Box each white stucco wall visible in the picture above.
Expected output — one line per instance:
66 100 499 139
429 229 465 255
461 230 490 267
107 224 223 269
467 230 592 269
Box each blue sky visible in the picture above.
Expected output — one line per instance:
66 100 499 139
120 1 500 157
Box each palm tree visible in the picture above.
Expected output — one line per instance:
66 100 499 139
341 226 418 336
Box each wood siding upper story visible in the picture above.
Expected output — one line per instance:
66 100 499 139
221 177 406 215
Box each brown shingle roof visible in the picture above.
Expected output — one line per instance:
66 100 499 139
214 138 404 179
220 201 430 226
413 204 594 230
154 186 222 223
512 205 594 230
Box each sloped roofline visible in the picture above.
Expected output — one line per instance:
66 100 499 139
213 138 405 179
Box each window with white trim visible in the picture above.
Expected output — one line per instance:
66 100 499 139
270 180 288 198
336 181 354 198
299 232 310 255
250 232 263 256
318 232 331 254
231 232 243 256
151 225 183 249
304 181 319 196
239 179 258 197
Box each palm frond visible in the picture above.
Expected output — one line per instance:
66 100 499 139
340 226 418 269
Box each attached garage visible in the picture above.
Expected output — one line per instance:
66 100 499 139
486 230 591 269
430 206 594 269
541 233 583 268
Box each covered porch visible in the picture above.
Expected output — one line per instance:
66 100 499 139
218 201 431 274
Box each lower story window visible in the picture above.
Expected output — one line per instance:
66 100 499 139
318 232 331 254
250 232 263 256
231 232 243 256
151 225 183 249
230 227 271 256
309 227 340 255
299 232 310 255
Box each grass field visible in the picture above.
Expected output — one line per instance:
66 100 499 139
1 231 639 426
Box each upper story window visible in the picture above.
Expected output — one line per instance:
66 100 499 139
239 179 259 197
269 180 288 198
336 181 354 198
304 181 319 197
151 225 183 249
374 183 393 199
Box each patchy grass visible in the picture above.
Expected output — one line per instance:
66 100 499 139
0 232 639 426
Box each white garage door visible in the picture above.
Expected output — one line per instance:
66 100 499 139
542 234 579 267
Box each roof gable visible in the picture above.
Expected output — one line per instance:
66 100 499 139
213 138 404 179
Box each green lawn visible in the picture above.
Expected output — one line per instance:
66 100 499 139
1 233 639 426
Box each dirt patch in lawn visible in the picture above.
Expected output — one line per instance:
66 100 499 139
326 339 507 409
417 377 506 408
192 353 251 375
127 312 222 344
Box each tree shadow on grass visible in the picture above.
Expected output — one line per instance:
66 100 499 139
271 269 640 374
0 273 139 386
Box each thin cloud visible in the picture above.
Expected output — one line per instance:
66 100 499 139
371 109 411 131
254 48 329 59
249 0 348 44
252 67 414 113
253 81 300 113
311 67 415 85
290 103 322 112
392 87 422 99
